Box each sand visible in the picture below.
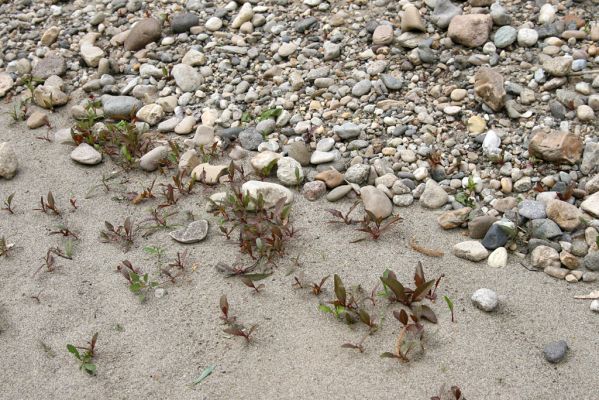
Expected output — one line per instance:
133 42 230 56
1 104 598 400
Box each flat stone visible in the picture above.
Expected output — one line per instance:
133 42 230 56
172 64 203 92
169 220 208 244
139 145 169 172
241 180 294 208
530 219 563 240
453 240 489 262
311 150 336 165
344 164 370 184
361 186 393 219
102 95 142 120
70 143 102 165
546 199 582 231
315 169 344 188
31 52 66 80
191 163 228 184
528 130 582 165
171 13 199 33
239 127 263 150
135 104 164 126
468 215 497 239
581 192 599 217
474 67 506 112
471 288 498 312
26 111 49 129
333 122 361 140
124 18 162 51
302 180 326 201
0 73 14 97
277 157 304 186
327 185 352 202
531 245 560 269
481 223 510 250
438 207 472 229
518 200 547 219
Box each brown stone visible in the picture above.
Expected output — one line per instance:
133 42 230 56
124 18 162 51
437 207 472 229
474 67 506 112
448 14 493 48
468 215 497 239
315 169 344 188
560 251 581 270
546 199 582 231
528 130 583 164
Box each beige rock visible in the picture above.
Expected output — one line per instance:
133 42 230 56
191 163 228 184
528 130 583 164
33 85 68 109
474 68 506 111
315 169 344 188
546 199 582 231
437 207 472 229
372 24 394 45
135 104 164 126
41 26 60 46
448 14 493 48
26 111 49 129
531 245 560 269
467 115 487 134
401 4 426 32
560 251 581 270
250 151 281 172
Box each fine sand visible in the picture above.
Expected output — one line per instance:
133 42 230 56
1 105 598 400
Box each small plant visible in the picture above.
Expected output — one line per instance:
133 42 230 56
431 385 465 400
351 212 402 243
129 178 156 205
49 224 79 240
444 296 455 323
69 198 78 210
326 201 359 225
34 247 70 276
239 275 267 293
319 275 377 331
172 170 196 195
34 191 60 215
311 275 330 296
8 100 27 123
341 333 369 353
139 208 179 238
256 159 278 180
160 250 194 283
2 192 15 214
219 295 237 325
223 324 257 343
144 245 166 263
100 217 135 252
256 108 282 122
381 309 424 362
117 260 158 302
66 333 98 375
197 142 222 164
215 260 260 277
0 237 15 257
159 184 178 208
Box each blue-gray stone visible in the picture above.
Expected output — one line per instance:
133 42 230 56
494 26 517 48
482 223 509 250
518 200 547 220
584 252 599 271
530 219 563 240
238 127 263 150
543 340 568 363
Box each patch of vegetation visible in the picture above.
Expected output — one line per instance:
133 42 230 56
100 217 135 252
117 260 158 302
67 333 98 375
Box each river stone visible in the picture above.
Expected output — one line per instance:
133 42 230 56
471 288 498 312
420 179 448 209
241 180 294 208
448 14 492 48
372 24 394 45
102 95 142 120
518 200 546 219
344 164 370 184
530 219 563 240
124 18 162 51
311 150 336 164
302 181 326 201
31 52 66 80
468 215 497 239
581 192 599 217
172 64 203 92
531 245 560 269
546 199 582 231
333 122 361 139
494 26 517 48
239 127 263 150
276 157 304 186
169 220 208 244
583 252 599 272
191 163 228 184
286 141 311 166
171 13 199 33
474 67 506 111
481 223 510 250
437 207 472 229
70 143 102 165
432 0 462 29
0 73 14 97
543 340 568 364
327 185 352 202
0 142 18 179
528 130 583 164
361 186 393 219
315 169 344 188
488 247 508 268
453 240 489 261
139 145 169 172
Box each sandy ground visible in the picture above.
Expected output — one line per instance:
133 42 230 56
1 104 598 400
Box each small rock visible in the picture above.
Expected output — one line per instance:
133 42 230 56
102 95 142 120
546 199 582 231
239 127 263 150
327 185 352 202
580 192 599 218
528 130 582 164
471 288 498 312
333 122 361 140
174 116 195 135
0 73 14 97
448 14 493 48
171 13 199 33
481 223 510 250
70 143 102 165
432 0 462 29
401 4 425 32
26 112 49 129
438 207 472 229
468 215 497 239
531 245 560 269
241 180 294 208
518 200 546 219
172 64 203 92
135 104 164 126
543 340 568 364
191 163 228 184
474 67 506 111
488 247 508 268
420 179 448 209
591 299 599 313
302 181 326 201
139 146 169 172
124 18 162 51
0 142 18 179
286 142 311 166
344 164 370 184
372 24 394 45
169 220 208 244
361 186 393 219
315 169 344 188
543 57 572 77
583 252 599 272
277 157 304 186
453 240 489 262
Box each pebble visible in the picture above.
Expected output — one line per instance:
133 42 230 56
241 180 293 208
488 247 508 268
139 146 169 172
420 179 449 209
70 143 102 165
543 340 568 364
327 185 352 202
453 241 489 262
302 181 326 201
0 142 18 179
276 157 303 186
471 288 498 312
124 18 162 51
361 186 393 219
169 220 208 244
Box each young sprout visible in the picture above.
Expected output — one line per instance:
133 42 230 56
66 333 98 375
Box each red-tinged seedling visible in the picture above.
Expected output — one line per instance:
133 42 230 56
223 324 257 343
69 198 78 210
49 224 79 240
33 247 70 276
158 184 178 208
66 333 98 375
239 275 266 293
431 385 465 400
139 208 179 238
117 260 158 302
160 250 193 284
171 170 196 195
215 260 259 277
100 217 135 252
380 309 425 362
219 295 237 325
2 192 15 214
34 191 60 215
319 274 361 324
30 289 44 304
341 333 369 353
351 211 402 243
311 275 330 296
326 201 360 225
292 275 304 289
129 178 156 205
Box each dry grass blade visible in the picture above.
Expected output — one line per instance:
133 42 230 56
409 238 444 257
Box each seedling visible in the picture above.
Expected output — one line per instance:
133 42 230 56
159 184 178 208
341 333 369 353
139 208 179 238
197 142 222 163
239 275 266 293
30 289 44 304
8 100 27 122
34 248 59 276
172 170 196 195
117 260 158 302
431 385 464 400
311 275 330 296
144 245 166 263
215 261 258 277
444 296 455 323
351 212 401 242
160 250 193 283
66 333 98 375
69 198 78 210
129 178 156 204
34 191 60 215
2 192 15 214
219 295 237 325
381 309 425 362
100 217 135 252
0 237 15 257
319 274 360 324
256 159 278 180
326 201 359 225
49 224 79 240
223 324 257 342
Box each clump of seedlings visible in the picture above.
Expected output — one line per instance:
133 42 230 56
380 308 425 362
66 333 98 375
352 211 402 242
33 247 71 276
2 192 15 214
100 217 135 252
34 191 60 215
139 208 179 238
117 260 158 302
160 250 194 284
128 178 156 205
219 295 257 343
341 333 369 353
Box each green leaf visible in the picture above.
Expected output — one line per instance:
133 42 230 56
318 304 333 314
256 108 282 122
334 274 346 306
83 363 96 375
380 352 398 358
443 295 453 311
129 283 141 293
192 365 215 385
66 344 80 360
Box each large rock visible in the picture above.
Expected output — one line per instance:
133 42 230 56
531 245 560 269
171 64 203 92
361 186 393 219
474 68 505 112
448 14 492 48
438 207 472 229
33 85 68 109
124 18 162 51
420 179 448 209
31 52 66 80
581 192 599 217
546 200 582 231
241 181 294 208
0 142 18 179
528 131 582 164
102 95 142 120
453 240 489 261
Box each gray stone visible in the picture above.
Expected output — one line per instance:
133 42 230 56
453 240 489 261
420 179 448 209
518 200 546 219
327 185 352 202
171 13 199 33
102 95 142 120
471 288 498 312
32 53 66 80
333 122 361 140
468 215 497 239
0 142 18 179
124 18 162 51
286 142 311 166
530 219 563 240
581 143 599 175
543 340 568 364
172 64 203 92
494 26 517 48
581 192 599 217
139 145 169 172
481 223 509 250
70 143 102 165
380 74 404 90
169 220 208 244
432 0 462 29
393 194 414 207
344 164 370 184
276 157 303 186
583 252 599 272
352 80 372 97
302 181 326 201
239 127 263 150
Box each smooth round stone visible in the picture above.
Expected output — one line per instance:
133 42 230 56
444 105 461 115
517 28 539 47
494 26 517 48
205 17 223 31
591 299 599 313
70 143 102 165
372 24 394 45
352 80 372 97
316 137 335 152
543 340 568 364
450 88 467 101
488 247 508 267
278 42 297 57
174 116 195 135
326 185 352 202
169 220 208 243
577 105 595 122
311 150 336 164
